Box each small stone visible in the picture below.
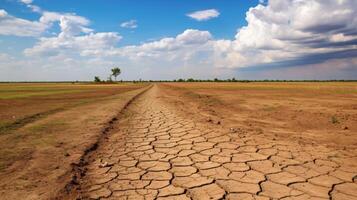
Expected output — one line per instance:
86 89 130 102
99 162 112 168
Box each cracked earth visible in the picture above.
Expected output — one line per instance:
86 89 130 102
77 85 357 200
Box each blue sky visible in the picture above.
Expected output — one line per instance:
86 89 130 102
0 0 356 81
1 0 257 44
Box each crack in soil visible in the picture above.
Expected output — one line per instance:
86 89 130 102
64 85 357 200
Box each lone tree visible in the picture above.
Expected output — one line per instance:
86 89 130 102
111 67 121 81
94 76 101 83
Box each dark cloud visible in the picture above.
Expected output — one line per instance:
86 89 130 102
241 49 357 71
292 38 357 48
303 24 346 34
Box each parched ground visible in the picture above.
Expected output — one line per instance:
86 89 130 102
77 84 357 200
0 83 148 199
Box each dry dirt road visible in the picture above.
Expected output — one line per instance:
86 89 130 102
75 85 357 200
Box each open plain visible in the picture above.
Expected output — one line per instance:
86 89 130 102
0 82 356 199
70 82 356 200
2 0 357 199
0 83 148 199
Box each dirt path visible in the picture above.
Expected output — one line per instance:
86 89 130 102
77 85 357 200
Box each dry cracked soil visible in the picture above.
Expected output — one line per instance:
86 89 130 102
75 85 357 200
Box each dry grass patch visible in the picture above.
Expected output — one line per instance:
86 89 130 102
161 82 357 146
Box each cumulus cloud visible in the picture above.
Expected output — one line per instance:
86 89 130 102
0 2 94 37
81 29 212 60
24 12 121 57
57 14 92 36
0 9 48 37
4 1 122 59
212 0 357 68
187 9 220 21
120 20 137 29
25 32 122 57
38 10 94 37
30 0 356 77
2 0 357 81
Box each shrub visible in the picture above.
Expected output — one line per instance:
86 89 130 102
331 116 339 124
94 76 101 83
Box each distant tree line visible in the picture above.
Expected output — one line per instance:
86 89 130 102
92 68 357 84
92 78 357 83
117 79 357 83
166 78 357 83
2 79 356 84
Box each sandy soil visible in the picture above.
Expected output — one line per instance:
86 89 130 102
162 82 357 147
73 84 357 200
0 84 149 200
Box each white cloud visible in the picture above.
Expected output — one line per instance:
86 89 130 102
0 9 7 17
2 0 357 81
176 29 212 44
0 2 93 37
21 0 41 13
14 1 122 58
211 0 357 68
38 11 93 36
187 9 220 21
58 15 93 36
25 32 122 57
0 9 48 37
104 0 357 74
20 0 33 4
120 20 137 29
81 29 212 60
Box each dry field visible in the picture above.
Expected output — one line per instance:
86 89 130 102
0 83 148 199
162 82 357 147
1 82 357 200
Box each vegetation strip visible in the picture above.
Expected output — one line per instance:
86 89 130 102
0 108 64 134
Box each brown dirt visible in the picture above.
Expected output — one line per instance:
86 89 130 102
161 82 357 147
73 84 357 200
0 83 145 132
0 84 149 200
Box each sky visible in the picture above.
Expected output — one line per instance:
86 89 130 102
0 0 356 81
